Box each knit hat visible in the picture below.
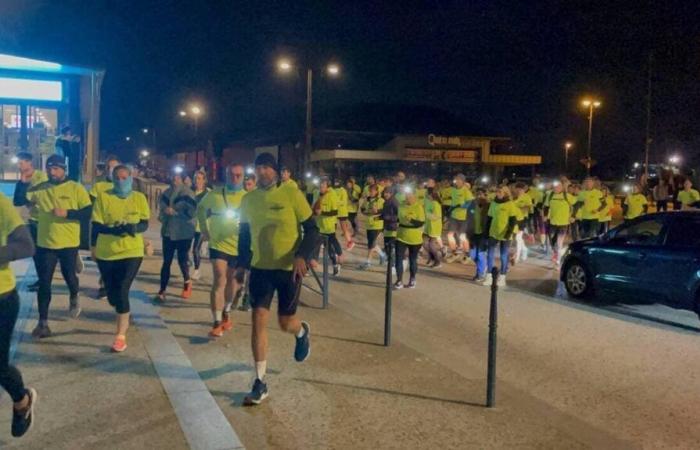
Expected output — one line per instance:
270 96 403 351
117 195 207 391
46 154 67 170
254 152 277 170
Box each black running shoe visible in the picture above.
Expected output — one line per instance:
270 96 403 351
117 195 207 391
12 387 37 438
294 321 311 362
31 324 51 339
243 379 269 406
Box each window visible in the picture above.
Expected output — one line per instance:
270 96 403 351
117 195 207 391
665 217 700 248
614 217 665 245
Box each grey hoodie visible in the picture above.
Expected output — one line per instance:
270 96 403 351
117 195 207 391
159 185 196 240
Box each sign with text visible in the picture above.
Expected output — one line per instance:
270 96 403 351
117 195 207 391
428 134 462 147
404 148 478 163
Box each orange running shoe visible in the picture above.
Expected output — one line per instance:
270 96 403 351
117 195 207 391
221 315 233 331
111 336 127 353
182 281 193 299
209 323 224 338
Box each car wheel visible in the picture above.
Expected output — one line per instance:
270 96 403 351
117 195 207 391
564 260 592 298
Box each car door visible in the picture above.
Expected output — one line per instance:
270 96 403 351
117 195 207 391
647 215 700 309
591 215 667 300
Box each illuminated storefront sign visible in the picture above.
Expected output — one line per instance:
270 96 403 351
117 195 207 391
404 148 478 162
0 77 63 101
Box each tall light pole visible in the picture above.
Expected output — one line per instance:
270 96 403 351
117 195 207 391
564 141 573 173
581 98 601 176
142 127 157 149
277 58 340 170
178 105 204 138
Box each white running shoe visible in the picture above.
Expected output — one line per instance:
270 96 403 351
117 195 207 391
481 274 493 286
191 269 201 281
497 275 507 287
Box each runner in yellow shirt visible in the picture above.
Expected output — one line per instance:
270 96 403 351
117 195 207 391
512 182 533 263
23 155 92 338
0 192 38 437
359 184 386 269
197 164 247 337
422 189 443 268
598 185 614 235
236 152 319 405
544 181 574 268
623 184 648 222
446 174 474 263
333 178 355 251
346 177 361 237
573 177 607 239
677 179 700 210
484 185 518 287
191 170 210 281
393 187 426 289
91 164 150 352
313 177 342 275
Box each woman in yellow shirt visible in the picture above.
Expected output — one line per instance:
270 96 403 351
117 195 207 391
623 184 648 223
92 165 150 352
422 190 443 268
394 188 426 289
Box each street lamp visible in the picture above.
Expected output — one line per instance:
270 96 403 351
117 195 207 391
179 110 187 117
125 136 131 142
564 141 573 173
276 57 341 171
142 128 149 134
140 149 150 158
581 98 602 175
190 105 202 136
669 155 681 165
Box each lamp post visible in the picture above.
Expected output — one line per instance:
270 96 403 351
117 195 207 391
277 58 340 171
142 127 157 149
581 98 601 176
564 141 573 173
178 105 204 137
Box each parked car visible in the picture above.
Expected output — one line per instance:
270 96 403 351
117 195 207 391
560 211 700 317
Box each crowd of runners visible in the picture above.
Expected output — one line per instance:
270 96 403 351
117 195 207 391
1 149 699 438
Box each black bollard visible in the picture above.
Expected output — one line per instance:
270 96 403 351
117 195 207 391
322 235 330 309
384 241 394 346
486 266 499 407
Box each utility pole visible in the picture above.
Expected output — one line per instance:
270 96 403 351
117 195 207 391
305 68 313 171
644 52 653 179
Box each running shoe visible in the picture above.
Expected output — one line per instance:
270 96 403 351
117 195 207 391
333 265 341 276
11 387 37 438
97 287 107 300
378 252 387 265
497 275 507 287
407 278 416 289
243 379 269 406
182 281 193 299
111 336 127 353
238 294 252 311
481 274 493 287
474 275 486 283
69 295 81 319
460 256 473 266
393 281 404 290
346 241 355 251
155 291 166 303
221 314 233 331
191 269 201 281
294 321 311 362
209 322 225 338
431 262 443 269
31 323 51 339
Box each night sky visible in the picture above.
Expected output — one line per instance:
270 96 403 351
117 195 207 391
2 0 699 175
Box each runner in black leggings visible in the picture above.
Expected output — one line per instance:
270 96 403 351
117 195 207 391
92 165 150 352
0 192 38 437
191 170 210 281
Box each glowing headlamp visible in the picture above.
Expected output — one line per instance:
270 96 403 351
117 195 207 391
313 177 320 186
538 183 545 190
173 165 184 175
403 186 413 194
10 156 19 164
305 172 312 179
245 166 254 175
622 184 632 193
481 176 490 184
225 209 237 219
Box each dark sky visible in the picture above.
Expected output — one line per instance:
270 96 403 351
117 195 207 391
2 0 699 174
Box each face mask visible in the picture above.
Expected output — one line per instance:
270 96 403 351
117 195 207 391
226 172 243 192
114 177 133 198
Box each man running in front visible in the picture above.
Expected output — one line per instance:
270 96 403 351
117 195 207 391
237 152 319 405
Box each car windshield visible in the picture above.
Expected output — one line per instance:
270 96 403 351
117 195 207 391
612 217 665 245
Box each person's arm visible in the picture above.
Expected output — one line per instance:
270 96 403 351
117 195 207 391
504 216 517 240
0 225 35 264
597 195 607 212
237 222 252 269
320 209 338 217
174 194 197 219
13 181 30 206
295 216 320 261
66 204 92 221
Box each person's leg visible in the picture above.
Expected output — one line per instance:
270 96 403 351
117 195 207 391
159 237 176 292
394 241 407 283
486 238 496 272
349 213 357 236
475 235 487 277
223 266 240 313
209 258 228 333
176 239 192 282
244 269 277 404
514 230 524 262
192 232 202 271
57 248 79 297
499 240 511 275
428 237 441 265
115 258 142 338
35 247 58 325
0 291 28 402
408 244 420 280
556 228 567 266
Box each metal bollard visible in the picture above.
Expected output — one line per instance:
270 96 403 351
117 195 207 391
486 266 499 408
322 235 330 309
384 241 394 346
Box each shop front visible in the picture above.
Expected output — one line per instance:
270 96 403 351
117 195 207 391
0 53 103 182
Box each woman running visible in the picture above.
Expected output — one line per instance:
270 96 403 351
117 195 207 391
394 187 426 289
359 184 386 269
483 185 518 287
512 182 532 264
422 189 443 268
191 170 210 281
544 181 573 269
157 167 196 301
598 185 614 234
92 165 150 352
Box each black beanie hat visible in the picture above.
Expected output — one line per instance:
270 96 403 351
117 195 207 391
46 154 67 170
254 152 278 171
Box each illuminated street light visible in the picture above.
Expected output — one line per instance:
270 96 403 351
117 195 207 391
277 59 293 72
142 128 149 134
669 155 681 165
327 64 340 76
140 149 150 158
190 105 202 115
581 97 602 175
125 136 131 142
10 156 19 164
179 110 187 117
564 141 573 172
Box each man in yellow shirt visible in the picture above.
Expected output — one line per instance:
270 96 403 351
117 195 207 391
280 166 298 189
314 177 342 275
22 155 92 338
197 164 247 337
677 179 700 210
346 177 361 237
237 152 319 405
446 174 474 263
0 192 38 437
573 177 607 239
623 184 649 222
13 152 48 292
